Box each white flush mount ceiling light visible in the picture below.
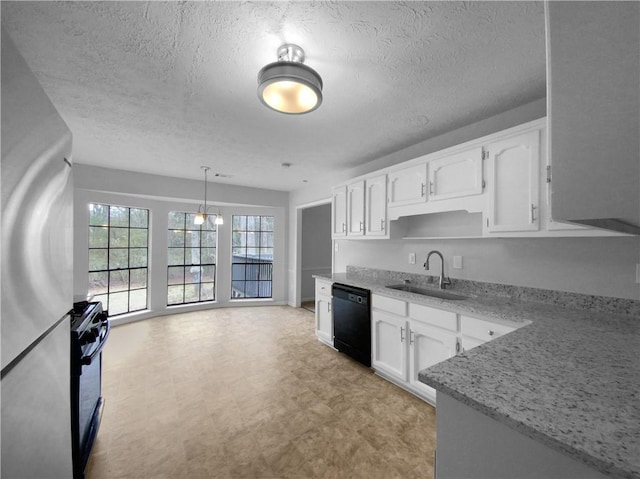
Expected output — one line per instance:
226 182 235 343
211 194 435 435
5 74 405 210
257 44 323 114
194 166 224 226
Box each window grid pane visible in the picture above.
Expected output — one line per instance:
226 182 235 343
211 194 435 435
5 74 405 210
88 203 149 317
231 215 274 299
166 211 217 305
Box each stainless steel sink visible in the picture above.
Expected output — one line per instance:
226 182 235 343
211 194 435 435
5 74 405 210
386 284 468 300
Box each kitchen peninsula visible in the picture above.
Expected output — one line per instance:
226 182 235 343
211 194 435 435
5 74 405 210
315 267 639 479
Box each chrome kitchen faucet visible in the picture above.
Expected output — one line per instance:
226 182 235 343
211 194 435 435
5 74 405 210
424 250 451 290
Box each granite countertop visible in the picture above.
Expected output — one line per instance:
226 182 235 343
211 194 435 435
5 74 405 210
315 271 640 479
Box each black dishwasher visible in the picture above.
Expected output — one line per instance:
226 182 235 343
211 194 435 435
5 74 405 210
332 283 371 367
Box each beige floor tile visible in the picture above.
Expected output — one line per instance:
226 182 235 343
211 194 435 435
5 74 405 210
87 306 435 479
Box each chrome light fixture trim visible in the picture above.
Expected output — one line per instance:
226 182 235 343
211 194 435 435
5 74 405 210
257 44 323 114
194 166 223 226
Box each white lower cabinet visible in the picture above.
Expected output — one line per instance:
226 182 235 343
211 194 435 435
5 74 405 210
460 315 516 352
372 309 408 381
371 293 522 405
408 321 458 401
371 294 460 404
315 279 333 347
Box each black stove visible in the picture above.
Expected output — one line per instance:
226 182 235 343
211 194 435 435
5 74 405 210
71 301 109 479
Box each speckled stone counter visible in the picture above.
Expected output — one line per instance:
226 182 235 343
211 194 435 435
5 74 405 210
314 270 640 479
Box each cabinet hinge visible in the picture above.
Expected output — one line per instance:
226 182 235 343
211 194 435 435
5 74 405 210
546 165 551 183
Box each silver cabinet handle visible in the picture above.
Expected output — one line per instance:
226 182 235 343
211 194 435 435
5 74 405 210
400 326 405 342
328 302 331 313
342 222 346 232
421 183 426 197
429 181 434 196
359 221 363 232
488 330 494 336
530 204 537 223
409 329 415 345
380 219 385 231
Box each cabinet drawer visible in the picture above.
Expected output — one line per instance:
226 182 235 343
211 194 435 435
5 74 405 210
461 315 516 340
315 279 332 298
409 303 457 332
372 295 407 316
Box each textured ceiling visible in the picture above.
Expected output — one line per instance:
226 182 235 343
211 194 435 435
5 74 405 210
2 1 546 192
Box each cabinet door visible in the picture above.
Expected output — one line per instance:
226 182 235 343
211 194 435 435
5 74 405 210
372 310 407 382
331 186 347 238
486 130 540 233
387 163 427 207
408 321 458 400
547 2 639 233
428 147 483 201
460 334 485 352
365 174 387 236
347 180 365 236
316 294 333 346
460 315 516 352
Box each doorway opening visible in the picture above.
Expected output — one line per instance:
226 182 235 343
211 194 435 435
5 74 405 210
299 202 332 312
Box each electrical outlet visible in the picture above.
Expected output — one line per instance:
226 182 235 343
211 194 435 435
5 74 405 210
453 255 463 269
408 253 416 264
636 264 640 284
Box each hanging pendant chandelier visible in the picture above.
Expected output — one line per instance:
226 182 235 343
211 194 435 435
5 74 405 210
194 166 223 226
257 44 323 114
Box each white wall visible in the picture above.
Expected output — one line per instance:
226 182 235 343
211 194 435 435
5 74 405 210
300 203 332 301
334 236 639 300
288 99 640 302
73 165 289 324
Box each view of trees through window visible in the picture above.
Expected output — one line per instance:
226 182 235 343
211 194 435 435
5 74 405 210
231 215 274 298
167 211 217 305
88 203 148 316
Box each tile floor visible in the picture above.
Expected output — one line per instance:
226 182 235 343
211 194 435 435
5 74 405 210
87 306 436 479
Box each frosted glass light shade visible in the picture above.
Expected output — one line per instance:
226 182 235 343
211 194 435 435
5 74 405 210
257 62 323 114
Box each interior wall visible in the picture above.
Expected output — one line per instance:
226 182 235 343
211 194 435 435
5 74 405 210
334 234 640 300
301 203 332 301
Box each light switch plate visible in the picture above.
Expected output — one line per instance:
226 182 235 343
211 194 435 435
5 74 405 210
453 255 463 269
408 253 416 264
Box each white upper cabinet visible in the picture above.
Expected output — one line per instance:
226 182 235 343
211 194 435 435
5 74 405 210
347 180 365 236
332 175 389 239
387 162 428 208
365 174 388 236
485 129 540 233
427 147 484 201
331 186 347 238
546 2 639 234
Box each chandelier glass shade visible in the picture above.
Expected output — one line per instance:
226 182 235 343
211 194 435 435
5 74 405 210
257 44 323 114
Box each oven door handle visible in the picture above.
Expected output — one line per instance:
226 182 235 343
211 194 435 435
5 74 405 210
81 320 110 366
